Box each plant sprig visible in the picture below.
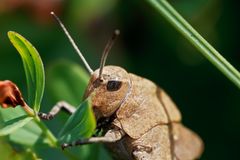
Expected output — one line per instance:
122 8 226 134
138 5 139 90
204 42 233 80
0 31 97 159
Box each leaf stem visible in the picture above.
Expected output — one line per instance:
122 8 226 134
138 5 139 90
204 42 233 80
33 117 58 148
146 0 240 89
33 117 81 160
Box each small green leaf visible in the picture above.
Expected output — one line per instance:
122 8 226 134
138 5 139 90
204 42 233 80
58 98 96 143
9 120 52 147
8 31 45 112
46 60 89 106
0 115 33 136
0 105 27 122
0 107 52 147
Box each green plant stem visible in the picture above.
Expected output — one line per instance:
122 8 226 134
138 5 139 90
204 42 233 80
26 148 40 160
146 0 240 89
33 117 80 160
33 117 58 148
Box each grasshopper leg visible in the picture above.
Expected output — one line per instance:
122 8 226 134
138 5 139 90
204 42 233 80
38 101 76 120
61 129 125 150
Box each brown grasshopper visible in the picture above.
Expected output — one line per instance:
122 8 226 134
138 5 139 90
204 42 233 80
38 12 204 160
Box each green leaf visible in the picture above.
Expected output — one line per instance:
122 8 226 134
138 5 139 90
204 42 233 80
9 120 52 147
58 98 96 143
8 31 45 112
46 60 89 106
146 0 240 89
0 115 33 136
0 105 27 122
0 107 52 147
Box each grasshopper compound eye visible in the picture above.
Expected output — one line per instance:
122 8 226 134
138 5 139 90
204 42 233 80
106 80 122 91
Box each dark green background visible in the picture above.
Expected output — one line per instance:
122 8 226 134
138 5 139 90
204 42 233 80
0 0 240 159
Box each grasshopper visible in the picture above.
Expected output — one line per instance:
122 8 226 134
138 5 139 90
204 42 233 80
38 12 203 160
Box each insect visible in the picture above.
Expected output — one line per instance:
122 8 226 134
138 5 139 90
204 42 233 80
38 12 204 160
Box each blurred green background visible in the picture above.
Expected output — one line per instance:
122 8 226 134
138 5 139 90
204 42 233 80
0 0 240 159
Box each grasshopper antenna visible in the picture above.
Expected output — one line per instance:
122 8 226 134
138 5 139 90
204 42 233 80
99 29 120 79
50 11 93 74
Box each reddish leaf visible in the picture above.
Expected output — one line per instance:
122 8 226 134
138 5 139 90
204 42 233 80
0 80 26 108
0 80 34 116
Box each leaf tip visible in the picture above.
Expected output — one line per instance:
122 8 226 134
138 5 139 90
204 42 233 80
7 31 15 38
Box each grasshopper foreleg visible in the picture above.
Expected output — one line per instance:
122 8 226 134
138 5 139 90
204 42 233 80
38 101 76 120
61 129 125 150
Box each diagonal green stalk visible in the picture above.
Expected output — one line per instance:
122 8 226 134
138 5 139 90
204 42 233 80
33 117 58 147
33 117 81 159
146 0 240 89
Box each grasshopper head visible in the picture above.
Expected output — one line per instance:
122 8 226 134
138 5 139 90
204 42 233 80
84 66 131 120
